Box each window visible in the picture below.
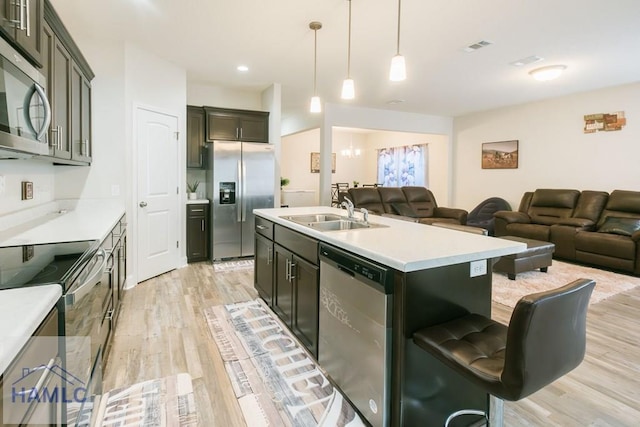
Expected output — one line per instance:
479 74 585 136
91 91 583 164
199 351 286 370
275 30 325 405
377 144 428 187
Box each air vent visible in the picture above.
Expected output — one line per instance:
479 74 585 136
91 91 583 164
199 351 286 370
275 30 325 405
462 40 492 52
510 55 544 67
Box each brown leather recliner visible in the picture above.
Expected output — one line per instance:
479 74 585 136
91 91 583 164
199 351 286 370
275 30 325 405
495 188 640 275
347 186 467 225
574 190 640 275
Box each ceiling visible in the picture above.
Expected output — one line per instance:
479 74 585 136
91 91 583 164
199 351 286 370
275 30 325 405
51 0 640 120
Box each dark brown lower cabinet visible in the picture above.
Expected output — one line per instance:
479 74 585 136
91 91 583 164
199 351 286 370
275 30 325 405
254 233 274 304
187 203 209 262
270 227 319 359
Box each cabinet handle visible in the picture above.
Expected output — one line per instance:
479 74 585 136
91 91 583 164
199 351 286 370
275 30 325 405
82 139 89 155
25 0 30 36
235 127 239 140
256 225 267 230
289 262 296 281
191 208 204 212
50 126 58 148
201 219 205 231
267 247 272 265
56 125 62 150
19 0 26 30
240 128 243 139
285 259 290 281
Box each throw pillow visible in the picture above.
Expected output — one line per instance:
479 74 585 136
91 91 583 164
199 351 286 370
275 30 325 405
597 216 640 236
391 203 418 218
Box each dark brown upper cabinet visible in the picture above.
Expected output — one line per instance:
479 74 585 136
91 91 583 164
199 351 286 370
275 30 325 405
40 1 94 165
187 106 205 169
0 0 44 66
205 107 269 143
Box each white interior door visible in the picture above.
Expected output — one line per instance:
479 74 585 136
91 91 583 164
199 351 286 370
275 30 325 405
136 107 179 282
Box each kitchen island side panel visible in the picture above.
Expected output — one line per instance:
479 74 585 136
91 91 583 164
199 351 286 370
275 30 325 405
392 261 492 426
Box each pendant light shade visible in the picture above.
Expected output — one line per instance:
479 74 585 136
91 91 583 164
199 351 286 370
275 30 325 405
310 96 322 113
389 55 406 81
341 78 355 99
341 0 355 100
309 21 322 113
389 0 406 81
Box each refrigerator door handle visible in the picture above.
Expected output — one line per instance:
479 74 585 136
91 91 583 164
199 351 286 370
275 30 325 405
241 160 247 222
236 159 242 222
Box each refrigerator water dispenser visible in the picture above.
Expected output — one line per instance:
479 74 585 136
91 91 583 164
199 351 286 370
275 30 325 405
219 182 236 204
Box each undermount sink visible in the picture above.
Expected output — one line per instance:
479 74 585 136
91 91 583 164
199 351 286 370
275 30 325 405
280 213 343 223
280 213 388 232
308 219 376 231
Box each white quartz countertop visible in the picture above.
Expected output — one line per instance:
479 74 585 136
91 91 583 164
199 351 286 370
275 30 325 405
0 285 61 373
186 199 210 205
0 199 125 246
255 206 526 272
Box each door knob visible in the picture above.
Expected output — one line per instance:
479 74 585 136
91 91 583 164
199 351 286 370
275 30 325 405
139 201 147 207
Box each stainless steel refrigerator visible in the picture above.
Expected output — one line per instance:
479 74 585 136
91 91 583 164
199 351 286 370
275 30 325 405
206 141 275 260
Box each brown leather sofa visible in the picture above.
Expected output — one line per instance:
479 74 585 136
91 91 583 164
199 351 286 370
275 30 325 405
345 186 468 225
495 189 640 275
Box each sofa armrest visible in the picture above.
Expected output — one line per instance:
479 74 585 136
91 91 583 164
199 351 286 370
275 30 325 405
494 210 531 224
557 217 596 229
433 207 468 224
632 230 640 242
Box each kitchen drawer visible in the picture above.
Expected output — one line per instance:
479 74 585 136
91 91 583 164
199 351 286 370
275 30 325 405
0 307 59 425
255 216 274 240
274 225 318 265
187 204 208 218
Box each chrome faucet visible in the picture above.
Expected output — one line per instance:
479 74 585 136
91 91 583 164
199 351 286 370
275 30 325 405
341 197 355 219
360 208 369 224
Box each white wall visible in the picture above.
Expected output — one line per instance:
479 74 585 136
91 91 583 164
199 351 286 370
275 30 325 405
187 84 262 110
0 161 55 215
453 82 640 212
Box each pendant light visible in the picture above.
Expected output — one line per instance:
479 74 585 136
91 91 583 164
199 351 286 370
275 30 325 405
389 0 406 81
341 0 355 100
309 21 322 113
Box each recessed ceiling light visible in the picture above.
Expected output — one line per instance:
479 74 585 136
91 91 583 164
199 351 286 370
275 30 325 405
237 65 249 72
529 65 567 81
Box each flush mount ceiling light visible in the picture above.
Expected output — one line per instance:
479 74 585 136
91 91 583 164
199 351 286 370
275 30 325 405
309 21 323 113
236 65 249 72
389 0 406 81
341 0 355 100
529 65 567 81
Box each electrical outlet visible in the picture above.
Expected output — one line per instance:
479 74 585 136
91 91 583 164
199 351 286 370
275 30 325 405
470 259 487 277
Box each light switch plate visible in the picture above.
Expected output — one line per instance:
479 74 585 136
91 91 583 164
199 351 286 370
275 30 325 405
470 259 487 277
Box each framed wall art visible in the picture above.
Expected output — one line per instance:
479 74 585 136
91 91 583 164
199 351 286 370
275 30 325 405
481 140 519 169
310 152 336 173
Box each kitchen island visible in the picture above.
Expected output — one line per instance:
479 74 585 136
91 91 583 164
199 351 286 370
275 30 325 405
254 206 525 426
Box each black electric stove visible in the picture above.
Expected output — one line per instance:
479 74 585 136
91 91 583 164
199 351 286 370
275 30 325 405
0 240 99 292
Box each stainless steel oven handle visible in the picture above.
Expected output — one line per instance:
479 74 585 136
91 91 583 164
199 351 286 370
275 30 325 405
65 249 107 307
13 357 56 399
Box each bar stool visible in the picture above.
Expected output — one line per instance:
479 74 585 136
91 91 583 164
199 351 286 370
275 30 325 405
413 278 595 426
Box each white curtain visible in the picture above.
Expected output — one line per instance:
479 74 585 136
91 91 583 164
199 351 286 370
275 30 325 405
377 144 428 187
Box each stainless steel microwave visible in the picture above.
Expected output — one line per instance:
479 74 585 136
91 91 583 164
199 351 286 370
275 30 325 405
0 36 51 159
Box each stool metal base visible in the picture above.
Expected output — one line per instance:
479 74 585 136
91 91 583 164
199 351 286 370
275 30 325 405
444 396 504 427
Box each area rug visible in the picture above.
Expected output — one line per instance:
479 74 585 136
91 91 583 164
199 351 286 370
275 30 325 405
213 259 254 272
204 299 366 427
69 373 197 427
492 260 640 308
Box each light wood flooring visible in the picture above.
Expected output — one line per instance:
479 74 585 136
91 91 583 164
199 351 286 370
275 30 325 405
104 262 640 426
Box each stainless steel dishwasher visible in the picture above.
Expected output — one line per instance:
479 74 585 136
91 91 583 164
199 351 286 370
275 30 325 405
318 243 393 427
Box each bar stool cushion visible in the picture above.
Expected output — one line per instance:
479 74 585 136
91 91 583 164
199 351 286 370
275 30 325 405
413 279 595 402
